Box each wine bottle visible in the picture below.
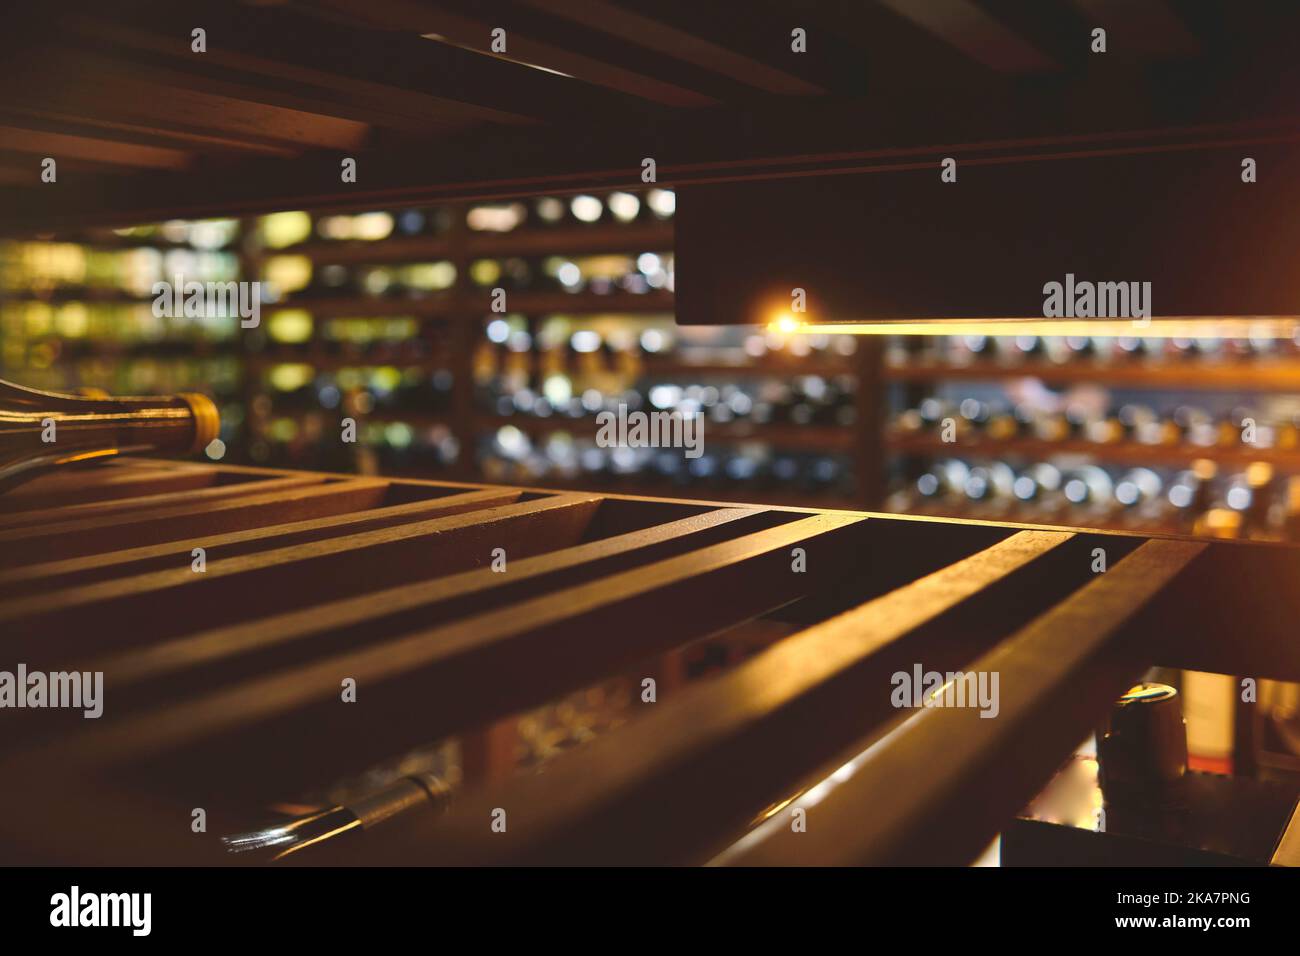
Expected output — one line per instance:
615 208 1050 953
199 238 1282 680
0 379 219 492
221 772 451 862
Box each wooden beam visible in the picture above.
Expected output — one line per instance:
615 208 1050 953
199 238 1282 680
878 0 1057 73
0 124 191 169
0 486 523 595
84 507 766 691
725 538 1206 866
316 0 718 106
70 15 536 131
0 494 604 659
0 477 410 564
516 0 823 95
348 529 1077 864
35 513 867 802
0 474 322 534
7 48 370 152
0 462 215 511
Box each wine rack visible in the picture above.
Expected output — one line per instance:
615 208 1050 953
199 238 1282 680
882 334 1300 542
3 457 1298 865
3 190 877 510
9 194 1300 534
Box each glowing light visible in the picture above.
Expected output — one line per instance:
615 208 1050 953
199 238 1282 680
467 203 526 232
267 310 313 344
535 197 565 222
557 263 582 288
384 422 414 449
570 195 603 223
268 363 314 391
646 189 675 218
260 211 312 248
263 255 312 294
607 192 641 222
770 313 801 334
782 317 1300 338
570 330 601 353
352 212 394 240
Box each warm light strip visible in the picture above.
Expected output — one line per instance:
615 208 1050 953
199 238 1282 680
421 34 575 77
781 316 1300 339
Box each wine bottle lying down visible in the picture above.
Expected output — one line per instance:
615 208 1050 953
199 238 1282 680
0 378 220 492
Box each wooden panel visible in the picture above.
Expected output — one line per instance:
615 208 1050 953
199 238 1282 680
724 538 1206 865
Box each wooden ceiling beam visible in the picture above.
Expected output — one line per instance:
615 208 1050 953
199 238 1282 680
976 0 1096 69
0 107 298 158
92 0 665 128
877 0 1058 74
0 125 191 170
623 0 870 96
314 0 718 107
5 48 370 153
68 14 536 132
514 0 823 95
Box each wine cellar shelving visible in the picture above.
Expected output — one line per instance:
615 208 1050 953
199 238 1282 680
6 192 1300 536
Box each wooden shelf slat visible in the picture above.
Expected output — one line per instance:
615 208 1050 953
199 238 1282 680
256 222 674 264
271 290 675 318
362 529 1077 865
0 473 319 532
0 476 391 565
886 358 1300 390
38 512 869 802
1 457 1296 866
887 432 1300 468
84 506 768 693
478 413 856 451
0 485 522 597
728 538 1207 866
0 461 215 511
0 493 605 661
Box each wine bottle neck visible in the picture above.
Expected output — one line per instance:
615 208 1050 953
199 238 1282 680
0 381 219 491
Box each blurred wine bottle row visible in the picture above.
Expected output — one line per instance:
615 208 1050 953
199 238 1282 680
9 189 1300 527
